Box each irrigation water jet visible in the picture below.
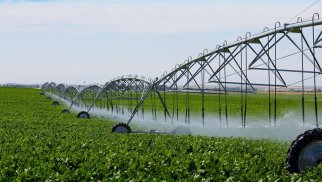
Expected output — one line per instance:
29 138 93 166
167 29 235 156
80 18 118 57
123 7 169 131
57 95 318 141
41 13 322 173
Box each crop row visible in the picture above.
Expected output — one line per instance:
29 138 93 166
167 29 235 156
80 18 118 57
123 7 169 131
0 87 321 180
75 91 322 120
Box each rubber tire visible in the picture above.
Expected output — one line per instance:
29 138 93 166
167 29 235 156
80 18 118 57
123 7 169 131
172 126 192 135
286 128 322 173
61 109 70 114
77 111 90 119
46 96 51 100
112 123 132 133
52 101 59 106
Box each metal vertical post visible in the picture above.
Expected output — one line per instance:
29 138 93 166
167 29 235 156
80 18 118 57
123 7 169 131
121 90 125 115
312 14 319 127
274 22 280 127
223 43 228 128
130 89 133 114
163 73 167 123
298 17 305 127
244 32 251 127
171 85 175 125
171 72 175 125
142 101 144 121
175 72 179 124
224 63 228 128
265 27 272 127
151 89 155 122
201 62 205 128
185 68 188 124
218 46 222 128
153 89 157 122
238 36 244 127
187 61 191 125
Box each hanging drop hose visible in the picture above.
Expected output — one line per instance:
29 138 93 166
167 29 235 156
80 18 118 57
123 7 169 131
172 87 175 125
201 69 205 128
176 78 179 124
301 27 305 127
224 55 228 128
188 73 191 125
130 90 133 114
274 23 280 127
267 35 272 127
312 15 319 127
153 91 157 122
240 45 244 127
151 92 155 122
218 55 222 128
163 80 167 123
244 41 248 128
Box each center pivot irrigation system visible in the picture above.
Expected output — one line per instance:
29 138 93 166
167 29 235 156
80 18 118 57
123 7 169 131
41 14 322 173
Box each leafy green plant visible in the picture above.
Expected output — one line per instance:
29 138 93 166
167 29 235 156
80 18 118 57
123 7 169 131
0 87 321 181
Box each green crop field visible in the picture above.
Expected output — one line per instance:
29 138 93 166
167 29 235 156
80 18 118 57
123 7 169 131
1 87 322 181
88 91 322 121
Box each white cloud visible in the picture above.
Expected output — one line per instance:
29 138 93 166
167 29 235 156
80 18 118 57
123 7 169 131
0 1 318 33
0 0 321 84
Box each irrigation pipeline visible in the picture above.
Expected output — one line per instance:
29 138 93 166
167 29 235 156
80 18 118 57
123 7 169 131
42 13 322 130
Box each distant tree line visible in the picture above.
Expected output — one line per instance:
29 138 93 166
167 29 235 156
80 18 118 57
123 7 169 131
0 83 41 88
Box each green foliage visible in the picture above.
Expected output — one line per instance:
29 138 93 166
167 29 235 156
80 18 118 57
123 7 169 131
93 91 322 121
0 87 321 181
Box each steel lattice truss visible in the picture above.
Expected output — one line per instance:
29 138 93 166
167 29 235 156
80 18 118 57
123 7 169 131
128 14 322 127
42 77 154 115
46 82 57 93
55 84 66 98
62 86 80 103
71 85 103 109
85 77 154 116
42 14 322 128
41 82 49 90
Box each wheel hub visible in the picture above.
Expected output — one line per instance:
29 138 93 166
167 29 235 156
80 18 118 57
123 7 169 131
298 141 322 172
114 126 129 133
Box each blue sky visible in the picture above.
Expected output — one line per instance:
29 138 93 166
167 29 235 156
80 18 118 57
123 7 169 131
0 0 320 84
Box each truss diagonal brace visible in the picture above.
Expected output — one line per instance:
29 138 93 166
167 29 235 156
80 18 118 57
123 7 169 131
223 51 256 92
182 55 216 88
257 42 287 86
127 80 170 125
315 30 322 46
248 32 288 68
286 33 322 73
211 44 244 78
